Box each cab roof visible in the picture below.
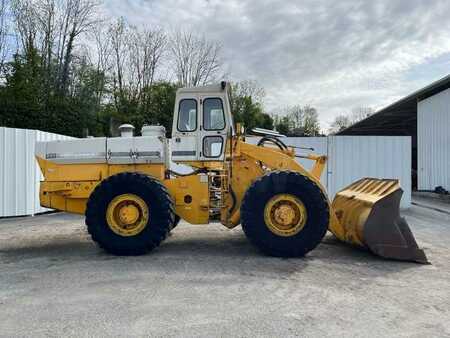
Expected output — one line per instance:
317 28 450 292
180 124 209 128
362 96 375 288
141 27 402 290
176 82 229 94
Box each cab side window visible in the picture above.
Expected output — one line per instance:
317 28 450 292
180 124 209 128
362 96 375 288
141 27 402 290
203 98 225 131
178 99 197 132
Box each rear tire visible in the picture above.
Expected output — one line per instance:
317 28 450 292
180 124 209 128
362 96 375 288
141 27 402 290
86 172 175 255
241 171 329 257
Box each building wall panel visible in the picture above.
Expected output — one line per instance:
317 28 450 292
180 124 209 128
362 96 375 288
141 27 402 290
418 88 450 191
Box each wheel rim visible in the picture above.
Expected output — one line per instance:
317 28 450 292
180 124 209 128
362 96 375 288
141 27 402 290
106 194 149 237
264 194 307 237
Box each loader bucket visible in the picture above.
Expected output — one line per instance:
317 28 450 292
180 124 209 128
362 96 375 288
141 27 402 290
331 178 429 264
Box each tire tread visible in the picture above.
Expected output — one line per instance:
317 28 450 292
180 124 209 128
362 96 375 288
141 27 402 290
85 172 174 255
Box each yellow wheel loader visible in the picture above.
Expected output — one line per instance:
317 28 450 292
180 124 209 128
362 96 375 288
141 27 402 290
35 82 428 263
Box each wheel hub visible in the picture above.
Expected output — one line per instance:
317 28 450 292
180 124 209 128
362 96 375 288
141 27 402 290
118 204 140 225
106 194 149 237
264 194 307 237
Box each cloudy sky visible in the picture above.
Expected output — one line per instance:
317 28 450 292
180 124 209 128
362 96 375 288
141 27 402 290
103 0 450 129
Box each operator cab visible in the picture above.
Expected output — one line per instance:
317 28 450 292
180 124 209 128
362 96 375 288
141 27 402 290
171 81 234 163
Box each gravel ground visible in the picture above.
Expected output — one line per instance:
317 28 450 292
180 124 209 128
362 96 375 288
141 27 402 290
0 201 449 337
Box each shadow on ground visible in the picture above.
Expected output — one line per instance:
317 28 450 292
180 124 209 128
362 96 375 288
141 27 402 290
0 220 422 281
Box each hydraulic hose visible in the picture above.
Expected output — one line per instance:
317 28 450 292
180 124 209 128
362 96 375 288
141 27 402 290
257 136 288 151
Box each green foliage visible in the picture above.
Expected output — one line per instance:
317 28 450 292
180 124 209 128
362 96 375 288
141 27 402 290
274 116 291 135
274 105 321 136
0 2 323 139
230 92 273 132
0 49 45 130
0 48 107 137
1 48 321 139
0 45 179 138
144 82 179 136
260 113 274 130
104 81 179 137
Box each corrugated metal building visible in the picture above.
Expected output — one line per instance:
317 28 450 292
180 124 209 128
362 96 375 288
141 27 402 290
418 88 450 191
340 74 450 192
0 127 72 217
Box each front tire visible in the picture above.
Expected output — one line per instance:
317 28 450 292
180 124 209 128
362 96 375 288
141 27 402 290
172 215 181 230
86 172 175 255
241 171 329 257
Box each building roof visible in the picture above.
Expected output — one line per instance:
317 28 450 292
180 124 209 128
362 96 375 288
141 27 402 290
339 74 450 136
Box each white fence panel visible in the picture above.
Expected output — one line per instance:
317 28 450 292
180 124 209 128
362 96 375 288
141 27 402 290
0 127 34 217
246 136 328 184
0 129 412 217
235 135 410 207
327 136 411 208
0 127 73 217
281 137 328 188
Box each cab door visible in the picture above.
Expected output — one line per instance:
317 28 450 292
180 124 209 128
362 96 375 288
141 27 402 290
199 96 228 161
171 96 199 162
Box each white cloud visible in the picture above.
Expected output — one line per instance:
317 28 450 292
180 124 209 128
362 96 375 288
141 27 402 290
103 0 450 129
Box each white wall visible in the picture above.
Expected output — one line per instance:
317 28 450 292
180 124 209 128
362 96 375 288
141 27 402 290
327 136 411 208
0 129 411 217
248 136 411 208
280 137 328 188
0 127 73 217
418 88 450 191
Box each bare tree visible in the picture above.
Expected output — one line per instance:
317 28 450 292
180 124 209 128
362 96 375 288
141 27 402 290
35 0 56 71
108 17 130 108
327 106 374 135
0 0 9 72
301 105 320 136
129 27 166 107
351 106 374 122
328 115 352 135
140 28 165 91
11 0 39 55
170 30 222 87
11 0 100 95
54 0 100 94
289 105 304 131
90 21 113 104
232 80 265 103
108 18 167 112
275 105 320 136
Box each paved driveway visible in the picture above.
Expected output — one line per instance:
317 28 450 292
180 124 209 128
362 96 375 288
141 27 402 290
0 202 449 337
